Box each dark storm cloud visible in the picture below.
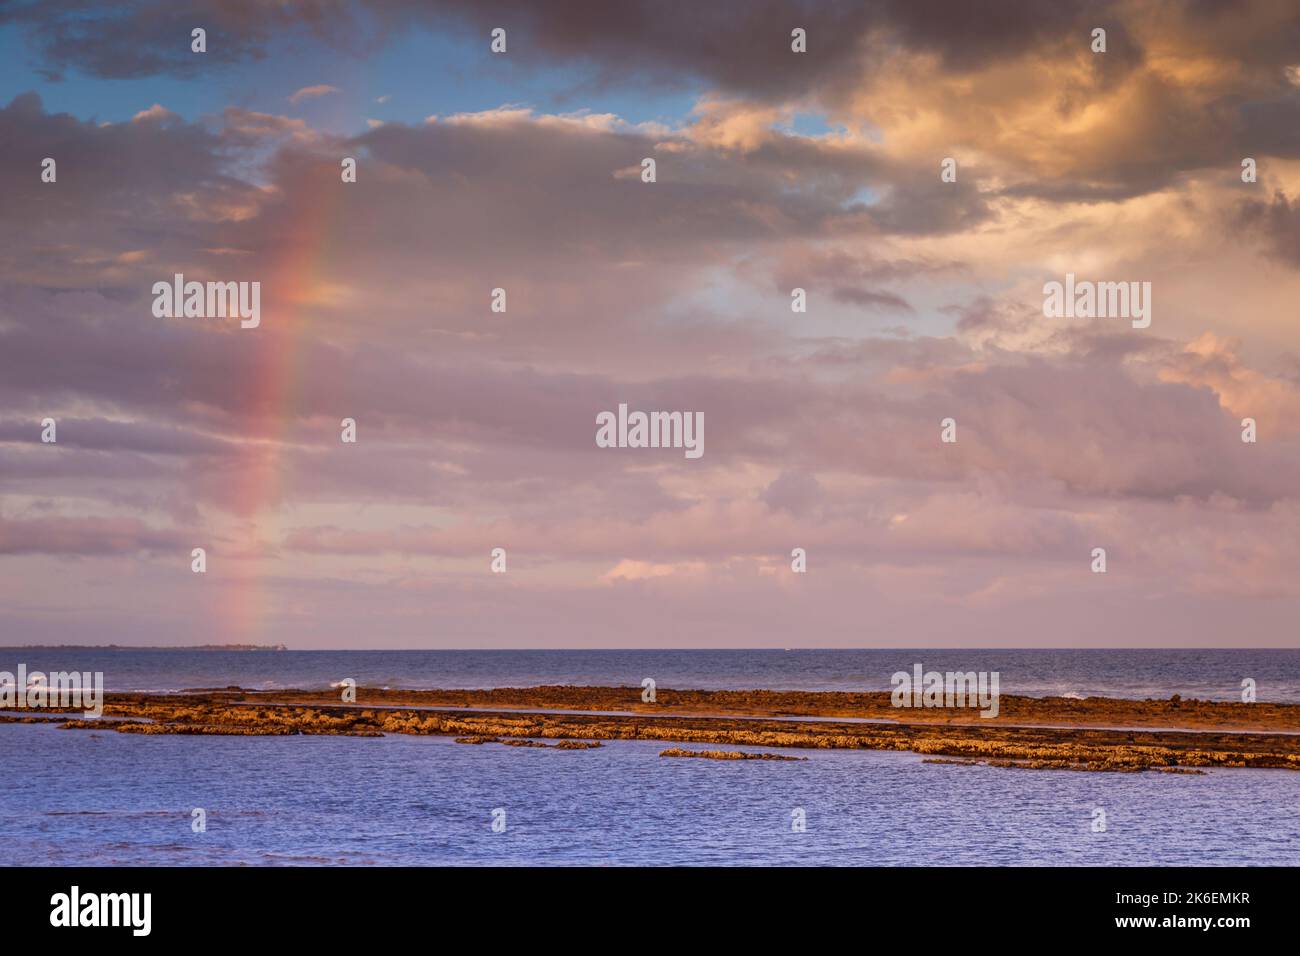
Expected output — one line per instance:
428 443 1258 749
2 0 1128 90
10 0 1300 205
0 0 363 79
1233 189 1300 266
0 92 236 223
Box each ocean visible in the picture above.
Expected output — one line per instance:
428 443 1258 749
1 648 1297 866
2 647 1297 700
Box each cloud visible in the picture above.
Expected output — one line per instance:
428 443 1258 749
131 103 180 124
289 83 341 104
1 0 366 79
0 515 188 556
1233 188 1300 266
4 5 1300 645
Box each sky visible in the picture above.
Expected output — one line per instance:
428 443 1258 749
2 0 1300 648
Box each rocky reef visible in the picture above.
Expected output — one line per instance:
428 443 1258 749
660 748 806 761
215 683 1300 732
7 685 1298 773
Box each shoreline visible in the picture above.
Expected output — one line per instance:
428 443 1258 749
4 685 1299 773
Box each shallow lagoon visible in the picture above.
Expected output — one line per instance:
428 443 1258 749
2 722 1295 866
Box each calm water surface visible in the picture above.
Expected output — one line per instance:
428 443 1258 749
1 722 1295 866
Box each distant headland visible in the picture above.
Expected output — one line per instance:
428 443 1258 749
0 644 289 652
